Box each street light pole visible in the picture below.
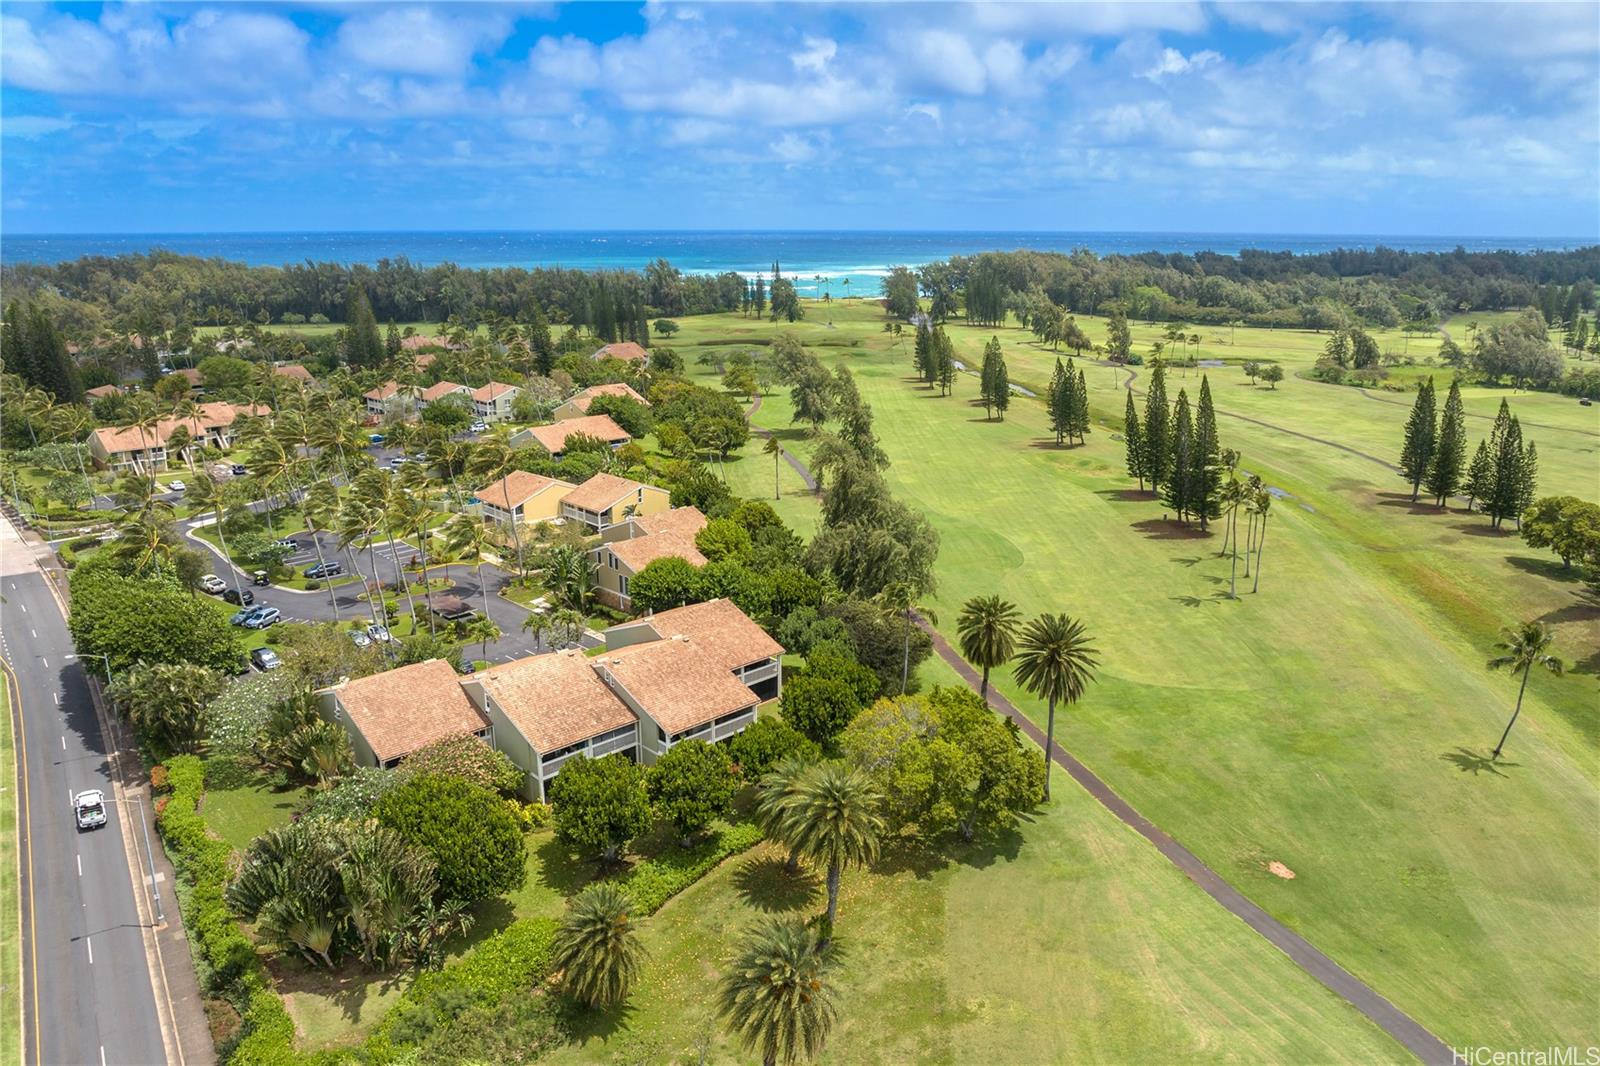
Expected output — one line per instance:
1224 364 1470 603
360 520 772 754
65 651 114 686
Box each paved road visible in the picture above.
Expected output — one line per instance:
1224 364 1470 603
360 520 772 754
1 519 174 1066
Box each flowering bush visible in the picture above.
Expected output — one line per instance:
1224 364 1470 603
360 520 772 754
400 733 524 796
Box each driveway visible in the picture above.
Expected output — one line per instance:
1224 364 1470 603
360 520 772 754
180 521 558 664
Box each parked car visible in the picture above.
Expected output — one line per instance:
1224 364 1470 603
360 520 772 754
250 648 282 671
469 420 488 433
200 574 226 595
230 607 257 626
304 560 344 579
222 587 255 607
369 433 386 444
349 629 372 648
168 479 187 493
411 452 428 462
388 456 409 468
366 624 392 644
274 537 299 549
73 789 108 831
244 606 281 629
230 463 248 476
252 570 271 587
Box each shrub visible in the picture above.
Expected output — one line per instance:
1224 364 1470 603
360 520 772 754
779 675 862 746
548 754 652 863
726 718 821 782
646 740 737 842
399 733 524 795
376 774 527 903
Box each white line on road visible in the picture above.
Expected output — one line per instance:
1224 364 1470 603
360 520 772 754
19 603 25 612
61 736 66 749
101 1047 107 1066
30 628 36 638
40 657 47 667
54 692 60 705
77 853 82 876
86 937 93 964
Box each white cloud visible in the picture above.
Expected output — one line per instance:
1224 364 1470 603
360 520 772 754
337 7 511 78
1142 47 1221 81
1 115 74 139
792 36 836 75
0 13 122 94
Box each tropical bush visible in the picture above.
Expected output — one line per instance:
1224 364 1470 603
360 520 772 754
376 774 527 903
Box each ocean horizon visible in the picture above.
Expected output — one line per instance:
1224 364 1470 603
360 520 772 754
4 229 1593 299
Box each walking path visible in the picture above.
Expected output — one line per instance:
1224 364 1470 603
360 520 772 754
738 393 1451 1063
745 395 817 491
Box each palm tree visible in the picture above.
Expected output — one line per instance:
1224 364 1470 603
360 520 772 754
336 495 392 637
1486 621 1564 759
551 607 584 649
188 473 249 605
120 393 165 491
299 480 344 622
717 917 842 1066
352 470 420 624
955 594 1020 702
463 615 501 664
763 435 784 500
466 426 530 582
876 581 935 695
779 762 882 940
1220 475 1246 598
1251 488 1272 594
550 883 647 1009
442 511 497 638
755 756 812 873
521 610 553 652
1012 614 1099 800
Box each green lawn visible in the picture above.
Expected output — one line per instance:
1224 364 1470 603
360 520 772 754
665 301 1600 1052
198 758 314 855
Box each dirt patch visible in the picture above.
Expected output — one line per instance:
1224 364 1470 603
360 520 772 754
1267 861 1296 880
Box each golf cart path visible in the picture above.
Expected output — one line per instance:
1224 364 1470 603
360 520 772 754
745 395 818 491
739 395 1452 1063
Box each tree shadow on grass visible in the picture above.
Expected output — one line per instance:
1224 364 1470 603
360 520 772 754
1133 519 1209 540
535 835 603 898
1538 600 1600 625
1452 522 1517 538
1438 748 1519 777
558 993 641 1044
269 955 408 1025
1374 491 1449 516
1506 555 1584 582
1171 595 1223 608
731 855 822 913
1096 487 1154 502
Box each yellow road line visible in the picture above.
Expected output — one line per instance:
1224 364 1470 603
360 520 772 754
0 655 41 1066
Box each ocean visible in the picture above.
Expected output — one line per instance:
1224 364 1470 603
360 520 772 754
2 230 1591 298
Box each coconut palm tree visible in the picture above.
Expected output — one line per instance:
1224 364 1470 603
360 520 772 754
1486 621 1565 759
717 917 843 1066
876 581 935 695
521 611 553 652
442 510 497 634
188 472 249 605
1012 614 1099 800
119 393 165 490
465 426 531 582
352 470 420 624
336 494 391 636
551 607 584 649
763 435 784 500
955 594 1020 701
550 883 647 1009
1251 487 1272 594
297 480 344 622
779 762 882 940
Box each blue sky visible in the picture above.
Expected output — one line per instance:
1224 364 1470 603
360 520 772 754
3 1 1597 237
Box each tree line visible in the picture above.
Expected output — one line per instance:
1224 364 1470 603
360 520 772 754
1400 384 1538 527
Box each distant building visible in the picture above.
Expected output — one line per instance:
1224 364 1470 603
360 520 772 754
553 382 650 421
419 380 472 409
560 472 670 532
88 401 270 472
473 470 576 530
512 414 630 459
363 381 416 418
591 342 649 367
591 506 707 609
471 381 520 422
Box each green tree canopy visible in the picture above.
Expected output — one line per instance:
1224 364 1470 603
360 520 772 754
375 774 527 903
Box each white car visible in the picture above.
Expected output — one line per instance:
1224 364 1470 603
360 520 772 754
168 479 187 493
366 624 392 643
349 629 372 648
200 574 227 595
74 789 108 831
469 421 488 433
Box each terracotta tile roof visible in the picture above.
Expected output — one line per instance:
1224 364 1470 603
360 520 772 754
90 402 267 455
326 659 489 763
562 472 658 512
273 364 314 382
401 334 448 350
608 530 706 574
628 598 784 671
472 381 519 402
523 415 629 455
174 368 202 385
364 380 404 401
564 382 649 413
475 470 572 510
421 380 469 402
473 650 635 753
85 384 123 399
413 352 438 368
592 342 649 363
632 506 707 538
601 637 758 734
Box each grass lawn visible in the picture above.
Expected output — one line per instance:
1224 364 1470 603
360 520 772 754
666 301 1600 1052
0 681 20 1066
198 758 314 855
549 799 1406 1064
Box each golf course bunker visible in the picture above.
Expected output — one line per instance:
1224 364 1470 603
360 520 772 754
1268 861 1297 880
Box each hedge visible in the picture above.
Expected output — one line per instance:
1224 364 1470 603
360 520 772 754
621 820 764 916
156 755 299 1066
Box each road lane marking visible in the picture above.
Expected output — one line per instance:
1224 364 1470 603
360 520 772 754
30 629 36 638
39 658 46 668
53 693 59 705
61 736 66 749
86 937 93 964
77 854 82 876
101 1047 107 1066
19 603 25 612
